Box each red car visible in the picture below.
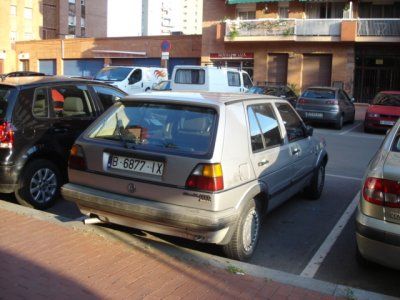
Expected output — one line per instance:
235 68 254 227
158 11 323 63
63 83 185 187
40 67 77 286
364 91 400 132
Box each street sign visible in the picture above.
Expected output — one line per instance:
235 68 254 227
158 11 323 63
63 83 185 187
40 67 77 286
161 40 171 52
161 52 170 60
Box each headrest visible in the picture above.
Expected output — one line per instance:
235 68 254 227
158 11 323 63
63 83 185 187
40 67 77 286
64 97 84 112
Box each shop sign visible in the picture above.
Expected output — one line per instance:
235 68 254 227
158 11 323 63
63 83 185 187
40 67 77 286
210 52 254 60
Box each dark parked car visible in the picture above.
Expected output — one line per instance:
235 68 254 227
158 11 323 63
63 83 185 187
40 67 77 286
0 76 126 209
296 87 355 129
247 85 298 107
364 91 400 133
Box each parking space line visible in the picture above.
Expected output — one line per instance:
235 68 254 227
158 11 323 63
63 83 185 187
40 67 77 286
326 174 362 181
339 123 362 135
300 192 360 278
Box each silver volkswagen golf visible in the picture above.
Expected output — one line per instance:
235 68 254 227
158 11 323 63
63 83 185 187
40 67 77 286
61 92 328 261
356 120 400 269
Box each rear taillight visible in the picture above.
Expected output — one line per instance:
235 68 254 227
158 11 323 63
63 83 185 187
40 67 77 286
363 177 400 208
325 100 338 105
186 163 224 192
298 98 306 104
69 144 87 170
0 122 14 149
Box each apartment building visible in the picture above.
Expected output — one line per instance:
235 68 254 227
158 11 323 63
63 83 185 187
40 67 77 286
181 0 203 34
202 0 400 102
43 0 107 39
141 0 174 35
0 0 42 73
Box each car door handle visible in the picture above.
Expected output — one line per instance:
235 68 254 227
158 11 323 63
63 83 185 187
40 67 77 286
258 159 269 166
52 127 68 133
292 148 300 155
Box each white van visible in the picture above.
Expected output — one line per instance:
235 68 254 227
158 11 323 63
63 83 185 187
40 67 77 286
94 66 168 95
170 65 253 92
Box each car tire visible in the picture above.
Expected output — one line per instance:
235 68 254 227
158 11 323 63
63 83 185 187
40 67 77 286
15 159 61 210
223 199 260 261
335 115 344 130
304 163 325 200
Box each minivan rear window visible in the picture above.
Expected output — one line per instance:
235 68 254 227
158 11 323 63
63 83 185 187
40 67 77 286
175 69 205 84
302 89 335 99
0 86 14 119
91 102 217 156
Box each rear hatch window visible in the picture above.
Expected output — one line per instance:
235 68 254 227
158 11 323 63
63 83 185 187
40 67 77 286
302 89 335 99
90 102 218 156
0 86 14 119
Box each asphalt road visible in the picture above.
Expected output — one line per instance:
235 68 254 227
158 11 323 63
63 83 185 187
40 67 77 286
1 120 397 297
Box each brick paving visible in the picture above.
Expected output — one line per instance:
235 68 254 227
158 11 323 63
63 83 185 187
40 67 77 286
0 208 344 299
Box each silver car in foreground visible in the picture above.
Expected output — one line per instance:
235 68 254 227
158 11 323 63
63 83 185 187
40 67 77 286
61 92 328 261
356 120 400 269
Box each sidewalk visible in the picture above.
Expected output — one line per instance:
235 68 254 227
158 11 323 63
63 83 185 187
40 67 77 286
0 206 344 300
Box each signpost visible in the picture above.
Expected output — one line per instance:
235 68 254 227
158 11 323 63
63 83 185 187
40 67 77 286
161 40 171 69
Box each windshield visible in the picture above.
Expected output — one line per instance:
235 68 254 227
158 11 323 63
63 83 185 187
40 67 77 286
373 93 400 107
302 89 335 99
94 67 132 82
91 102 218 156
0 86 14 119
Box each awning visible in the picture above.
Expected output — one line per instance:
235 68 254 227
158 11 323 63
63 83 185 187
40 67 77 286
227 0 290 4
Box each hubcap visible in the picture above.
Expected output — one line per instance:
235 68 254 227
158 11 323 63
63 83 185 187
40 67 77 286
29 168 57 204
242 207 260 253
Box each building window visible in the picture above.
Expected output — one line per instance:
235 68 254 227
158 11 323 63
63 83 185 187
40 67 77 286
68 25 76 35
236 3 256 20
24 32 33 40
10 31 17 42
10 5 17 16
24 7 33 19
305 2 345 19
278 2 289 18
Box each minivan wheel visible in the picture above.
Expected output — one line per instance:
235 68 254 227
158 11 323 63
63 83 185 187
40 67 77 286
223 199 260 261
15 159 61 210
335 115 344 130
304 163 325 200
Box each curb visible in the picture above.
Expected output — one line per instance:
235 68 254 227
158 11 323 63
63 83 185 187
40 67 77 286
0 200 396 300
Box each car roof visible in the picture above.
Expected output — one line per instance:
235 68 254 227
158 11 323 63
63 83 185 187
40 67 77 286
0 76 102 87
379 91 400 95
305 86 339 91
122 91 281 106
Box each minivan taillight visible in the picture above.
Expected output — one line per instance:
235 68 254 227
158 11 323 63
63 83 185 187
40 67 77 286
186 163 224 192
69 144 87 170
0 122 14 149
363 177 400 208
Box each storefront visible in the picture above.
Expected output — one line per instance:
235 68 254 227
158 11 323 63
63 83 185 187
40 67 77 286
210 52 254 79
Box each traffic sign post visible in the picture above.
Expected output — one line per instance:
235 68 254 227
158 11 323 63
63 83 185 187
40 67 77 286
161 40 171 69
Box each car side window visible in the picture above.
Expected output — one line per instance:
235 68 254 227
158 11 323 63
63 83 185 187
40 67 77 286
247 104 282 152
92 85 125 109
32 88 49 118
49 85 93 118
129 69 142 84
228 71 241 87
338 90 346 103
243 73 253 89
275 103 306 142
342 90 353 104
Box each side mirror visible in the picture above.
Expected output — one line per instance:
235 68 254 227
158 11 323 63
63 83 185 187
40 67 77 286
305 125 314 137
351 97 355 103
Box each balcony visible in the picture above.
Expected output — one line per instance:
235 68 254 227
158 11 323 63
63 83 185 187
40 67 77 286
224 18 400 43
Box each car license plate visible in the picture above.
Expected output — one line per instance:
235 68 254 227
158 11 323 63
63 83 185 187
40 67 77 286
380 120 395 126
305 112 323 119
108 155 164 176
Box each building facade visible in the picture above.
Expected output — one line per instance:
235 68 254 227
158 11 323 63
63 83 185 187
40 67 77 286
202 0 400 102
0 0 43 73
43 0 107 39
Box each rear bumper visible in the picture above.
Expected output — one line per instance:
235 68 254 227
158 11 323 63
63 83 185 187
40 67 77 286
296 109 339 123
61 183 238 244
364 118 396 131
0 164 18 193
356 208 400 269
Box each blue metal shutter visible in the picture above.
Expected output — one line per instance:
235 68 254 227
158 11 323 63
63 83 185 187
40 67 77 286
132 58 161 67
39 59 56 75
63 59 104 78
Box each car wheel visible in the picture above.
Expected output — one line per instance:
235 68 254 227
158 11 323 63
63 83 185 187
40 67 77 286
335 115 344 130
304 163 325 200
15 159 61 210
223 199 260 261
